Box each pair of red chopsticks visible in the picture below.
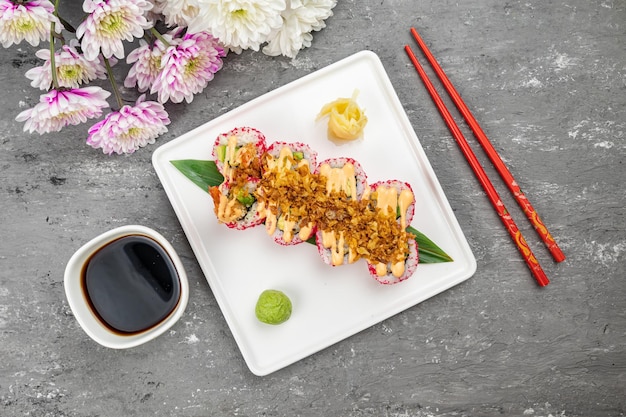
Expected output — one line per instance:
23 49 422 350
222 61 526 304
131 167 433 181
404 27 565 287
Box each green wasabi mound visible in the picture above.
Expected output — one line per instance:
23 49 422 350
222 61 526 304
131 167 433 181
255 290 292 325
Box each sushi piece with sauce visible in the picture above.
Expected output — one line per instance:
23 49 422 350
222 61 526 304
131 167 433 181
366 237 419 285
208 178 265 230
314 157 368 266
257 142 318 245
314 157 368 201
264 141 318 174
365 180 418 284
366 180 416 231
212 127 266 182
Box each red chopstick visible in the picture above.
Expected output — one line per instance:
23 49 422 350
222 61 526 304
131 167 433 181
404 44 550 287
409 27 565 263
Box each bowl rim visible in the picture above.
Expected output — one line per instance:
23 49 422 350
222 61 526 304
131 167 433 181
63 225 189 349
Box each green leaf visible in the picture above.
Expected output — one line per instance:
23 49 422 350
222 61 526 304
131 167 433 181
407 226 454 263
171 159 453 264
57 16 76 34
171 160 223 190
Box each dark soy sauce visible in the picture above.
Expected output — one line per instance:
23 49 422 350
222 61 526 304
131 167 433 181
82 234 180 334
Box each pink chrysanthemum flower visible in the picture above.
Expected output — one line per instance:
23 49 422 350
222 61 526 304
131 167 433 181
25 40 108 90
15 86 111 134
187 0 286 52
0 0 61 48
151 31 226 104
76 0 154 61
86 94 170 155
124 37 168 92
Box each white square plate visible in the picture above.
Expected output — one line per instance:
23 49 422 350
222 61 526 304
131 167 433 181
152 50 476 376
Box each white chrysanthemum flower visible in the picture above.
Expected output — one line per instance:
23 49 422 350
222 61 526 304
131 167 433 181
188 0 286 52
301 0 336 31
0 0 61 48
15 86 111 134
151 0 202 27
76 0 154 61
263 0 336 58
87 94 170 155
25 40 108 90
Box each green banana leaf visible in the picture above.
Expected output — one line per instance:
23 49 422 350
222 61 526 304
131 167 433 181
171 159 453 264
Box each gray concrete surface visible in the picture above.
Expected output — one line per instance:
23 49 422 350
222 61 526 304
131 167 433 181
1 0 625 416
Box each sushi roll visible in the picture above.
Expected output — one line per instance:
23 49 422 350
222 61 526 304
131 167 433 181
212 127 266 181
264 141 318 174
368 180 415 231
208 178 265 230
271 211 316 246
257 142 319 245
256 190 316 246
204 126 421 284
363 180 417 283
315 229 360 267
366 237 419 285
314 157 369 267
314 157 368 200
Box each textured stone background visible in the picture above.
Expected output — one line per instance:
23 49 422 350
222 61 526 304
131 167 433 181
1 0 625 416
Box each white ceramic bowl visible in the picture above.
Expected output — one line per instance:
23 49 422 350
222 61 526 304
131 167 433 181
64 225 189 349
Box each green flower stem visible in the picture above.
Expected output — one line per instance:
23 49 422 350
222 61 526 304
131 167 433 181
103 56 124 110
150 27 171 48
49 27 59 90
49 0 61 90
